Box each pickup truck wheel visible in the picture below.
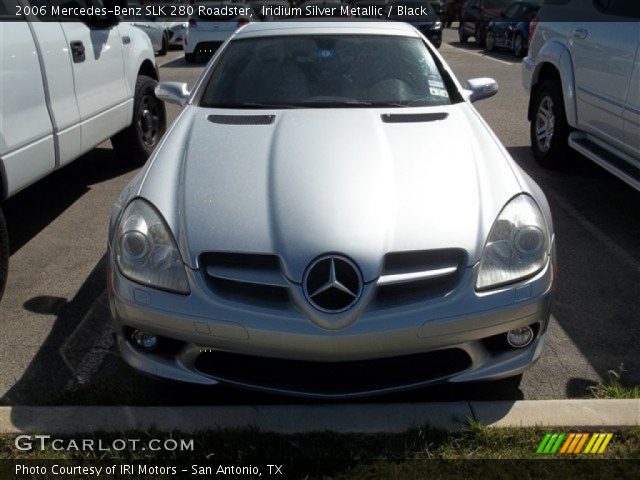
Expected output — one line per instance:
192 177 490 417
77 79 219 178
0 207 8 301
530 79 570 168
111 75 166 166
185 52 196 63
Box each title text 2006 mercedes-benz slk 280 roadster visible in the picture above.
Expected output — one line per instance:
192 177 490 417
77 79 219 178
107 21 555 398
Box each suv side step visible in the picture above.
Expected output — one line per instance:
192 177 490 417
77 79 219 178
569 132 640 191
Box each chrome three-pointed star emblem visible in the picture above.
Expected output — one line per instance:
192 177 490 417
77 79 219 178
303 255 363 313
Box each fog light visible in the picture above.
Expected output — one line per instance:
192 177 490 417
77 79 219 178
131 330 158 351
506 326 534 348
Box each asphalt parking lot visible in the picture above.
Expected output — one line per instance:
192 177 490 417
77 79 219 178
1 28 638 406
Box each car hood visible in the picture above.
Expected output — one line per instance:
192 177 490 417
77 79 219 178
138 104 523 282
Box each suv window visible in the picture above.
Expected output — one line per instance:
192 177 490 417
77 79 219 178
595 0 640 19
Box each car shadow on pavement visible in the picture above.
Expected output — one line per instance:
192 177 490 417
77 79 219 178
2 147 138 256
507 145 640 397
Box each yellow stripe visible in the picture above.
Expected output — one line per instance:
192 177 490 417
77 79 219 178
590 434 606 454
583 433 599 453
596 433 613 454
560 434 576 454
574 433 589 453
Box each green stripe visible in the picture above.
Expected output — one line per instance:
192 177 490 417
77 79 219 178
550 433 566 453
543 434 559 453
537 434 552 454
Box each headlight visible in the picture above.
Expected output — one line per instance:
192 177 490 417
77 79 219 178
476 195 550 290
432 21 443 30
115 199 190 294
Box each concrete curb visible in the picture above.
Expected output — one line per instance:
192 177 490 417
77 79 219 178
0 400 638 434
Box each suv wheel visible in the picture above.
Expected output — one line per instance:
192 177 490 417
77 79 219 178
458 23 469 43
0 207 8 301
111 75 166 166
530 79 570 168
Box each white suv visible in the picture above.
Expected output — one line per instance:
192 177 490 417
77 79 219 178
523 0 640 190
0 1 166 299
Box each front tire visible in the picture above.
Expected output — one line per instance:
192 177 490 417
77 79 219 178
0 207 8 301
111 75 166 166
530 79 571 168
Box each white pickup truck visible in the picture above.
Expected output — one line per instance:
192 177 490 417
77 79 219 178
0 1 167 299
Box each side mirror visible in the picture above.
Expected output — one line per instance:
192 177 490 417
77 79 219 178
465 78 499 103
155 82 190 106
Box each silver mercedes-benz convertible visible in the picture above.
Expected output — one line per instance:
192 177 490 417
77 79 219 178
107 21 555 397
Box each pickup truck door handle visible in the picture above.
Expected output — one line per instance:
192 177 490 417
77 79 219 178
70 40 85 63
572 28 588 40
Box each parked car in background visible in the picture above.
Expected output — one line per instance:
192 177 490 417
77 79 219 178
387 0 444 48
523 0 640 190
184 1 254 63
354 0 388 18
485 1 541 57
459 0 514 46
429 0 445 18
148 3 189 47
123 16 168 55
444 0 464 27
0 6 165 301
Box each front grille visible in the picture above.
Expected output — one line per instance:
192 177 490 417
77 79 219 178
194 349 472 395
373 249 466 307
201 252 290 307
200 249 466 310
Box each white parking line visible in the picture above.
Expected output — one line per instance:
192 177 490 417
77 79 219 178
442 43 516 66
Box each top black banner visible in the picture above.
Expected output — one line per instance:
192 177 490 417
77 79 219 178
0 0 639 22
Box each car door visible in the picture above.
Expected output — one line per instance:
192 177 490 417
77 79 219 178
0 3 56 197
571 0 638 150
48 0 130 153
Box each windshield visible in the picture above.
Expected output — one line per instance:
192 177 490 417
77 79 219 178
200 35 452 108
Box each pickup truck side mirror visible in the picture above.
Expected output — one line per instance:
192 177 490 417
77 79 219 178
155 82 190 106
465 78 499 102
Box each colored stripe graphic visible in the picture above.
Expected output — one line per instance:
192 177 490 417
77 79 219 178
573 433 589 453
559 433 575 454
537 433 552 454
597 433 613 454
538 433 612 454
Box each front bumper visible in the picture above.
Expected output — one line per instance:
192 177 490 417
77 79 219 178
522 56 536 92
108 252 553 398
